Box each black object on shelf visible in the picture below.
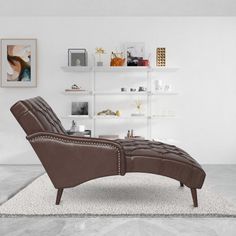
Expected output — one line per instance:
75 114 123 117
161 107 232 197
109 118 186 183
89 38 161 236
67 129 91 137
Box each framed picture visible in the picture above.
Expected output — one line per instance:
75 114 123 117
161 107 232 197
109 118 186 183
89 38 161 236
71 102 89 116
68 48 88 66
1 39 37 88
125 42 145 66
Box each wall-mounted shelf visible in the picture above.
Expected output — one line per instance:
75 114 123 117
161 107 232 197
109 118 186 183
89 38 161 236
152 115 177 119
61 115 92 120
94 91 148 95
61 66 93 72
61 66 179 73
150 67 179 72
151 92 178 95
61 115 178 120
61 115 149 120
95 115 148 120
62 115 178 120
63 91 178 96
94 66 150 72
62 115 150 120
63 91 92 95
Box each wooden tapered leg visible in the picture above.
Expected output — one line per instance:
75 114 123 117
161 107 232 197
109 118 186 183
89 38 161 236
191 188 198 207
180 182 184 187
56 188 63 205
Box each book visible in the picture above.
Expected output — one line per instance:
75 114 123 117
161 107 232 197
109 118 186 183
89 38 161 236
98 135 119 140
65 89 86 92
68 115 89 118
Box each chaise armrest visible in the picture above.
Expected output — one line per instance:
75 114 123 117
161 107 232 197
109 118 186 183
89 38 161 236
26 132 125 189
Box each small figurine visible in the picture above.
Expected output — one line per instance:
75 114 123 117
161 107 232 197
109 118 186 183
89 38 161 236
75 59 81 66
71 84 81 90
115 110 121 117
97 109 117 116
95 47 105 66
138 86 146 92
70 120 77 132
127 130 130 138
135 99 142 114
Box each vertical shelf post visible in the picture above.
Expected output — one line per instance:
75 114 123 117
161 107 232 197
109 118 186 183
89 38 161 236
147 70 152 139
92 56 96 137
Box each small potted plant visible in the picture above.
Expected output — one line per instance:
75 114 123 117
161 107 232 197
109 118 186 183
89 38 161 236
131 99 145 116
95 47 105 67
135 99 142 114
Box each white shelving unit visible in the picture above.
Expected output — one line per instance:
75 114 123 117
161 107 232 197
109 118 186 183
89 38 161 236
63 91 92 95
61 66 179 73
61 66 179 138
62 114 92 119
63 91 178 96
94 66 150 72
94 91 148 95
62 115 149 120
61 66 93 72
151 92 178 95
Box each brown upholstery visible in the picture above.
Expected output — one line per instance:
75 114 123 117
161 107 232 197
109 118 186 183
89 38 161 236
116 139 205 189
11 96 206 207
11 96 66 135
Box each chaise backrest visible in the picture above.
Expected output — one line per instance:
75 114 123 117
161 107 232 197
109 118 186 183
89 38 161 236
10 96 66 136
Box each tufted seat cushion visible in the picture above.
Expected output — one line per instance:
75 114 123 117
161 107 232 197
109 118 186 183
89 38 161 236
116 139 206 189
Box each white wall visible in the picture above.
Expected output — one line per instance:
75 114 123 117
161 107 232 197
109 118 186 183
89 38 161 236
0 17 236 164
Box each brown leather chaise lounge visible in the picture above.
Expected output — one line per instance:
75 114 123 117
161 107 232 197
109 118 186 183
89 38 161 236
11 96 206 207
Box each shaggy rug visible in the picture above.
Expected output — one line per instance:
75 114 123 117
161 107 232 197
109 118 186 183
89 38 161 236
0 173 236 217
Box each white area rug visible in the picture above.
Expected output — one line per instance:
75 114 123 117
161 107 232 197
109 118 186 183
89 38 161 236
1 173 236 217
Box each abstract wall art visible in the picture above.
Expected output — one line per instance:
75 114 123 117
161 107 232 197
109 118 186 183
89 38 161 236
1 39 37 87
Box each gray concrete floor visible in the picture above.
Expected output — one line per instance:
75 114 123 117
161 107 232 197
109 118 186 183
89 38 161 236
0 165 236 235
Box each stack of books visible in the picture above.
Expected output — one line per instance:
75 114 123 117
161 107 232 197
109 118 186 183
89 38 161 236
98 135 119 140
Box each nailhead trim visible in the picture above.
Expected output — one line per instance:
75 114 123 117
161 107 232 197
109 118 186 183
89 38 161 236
29 136 121 175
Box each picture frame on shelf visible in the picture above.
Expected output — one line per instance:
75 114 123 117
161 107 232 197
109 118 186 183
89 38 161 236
68 48 88 67
1 38 37 88
125 42 145 66
71 101 89 116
